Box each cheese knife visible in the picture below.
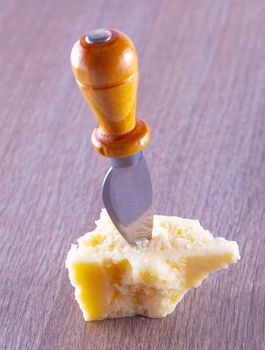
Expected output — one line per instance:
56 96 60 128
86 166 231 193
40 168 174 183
71 28 153 245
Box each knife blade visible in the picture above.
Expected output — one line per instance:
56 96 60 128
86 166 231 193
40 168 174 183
103 151 153 245
71 28 153 245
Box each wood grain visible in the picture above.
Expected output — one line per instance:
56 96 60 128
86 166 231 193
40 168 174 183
0 0 264 349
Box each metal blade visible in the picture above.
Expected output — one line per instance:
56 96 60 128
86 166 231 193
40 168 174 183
102 151 153 245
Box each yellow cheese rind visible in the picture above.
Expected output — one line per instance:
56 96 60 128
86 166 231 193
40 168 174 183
66 209 240 321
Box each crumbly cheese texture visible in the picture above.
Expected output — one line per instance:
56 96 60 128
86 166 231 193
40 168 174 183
66 209 240 321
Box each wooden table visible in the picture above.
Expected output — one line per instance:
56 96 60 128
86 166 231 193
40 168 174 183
1 1 264 349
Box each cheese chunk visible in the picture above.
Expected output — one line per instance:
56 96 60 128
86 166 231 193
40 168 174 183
65 209 240 321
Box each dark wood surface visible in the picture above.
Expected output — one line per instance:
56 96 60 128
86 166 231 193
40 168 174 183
1 1 264 349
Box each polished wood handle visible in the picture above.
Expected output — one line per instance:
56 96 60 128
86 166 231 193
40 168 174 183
71 28 150 158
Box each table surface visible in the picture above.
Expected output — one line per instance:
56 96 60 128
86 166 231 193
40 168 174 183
1 1 264 349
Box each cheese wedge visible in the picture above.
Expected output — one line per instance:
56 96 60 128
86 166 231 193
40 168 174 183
65 209 240 321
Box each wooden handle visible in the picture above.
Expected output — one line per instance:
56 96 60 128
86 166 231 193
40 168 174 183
71 29 150 158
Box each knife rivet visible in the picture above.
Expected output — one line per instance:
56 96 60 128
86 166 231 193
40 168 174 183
85 29 112 44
